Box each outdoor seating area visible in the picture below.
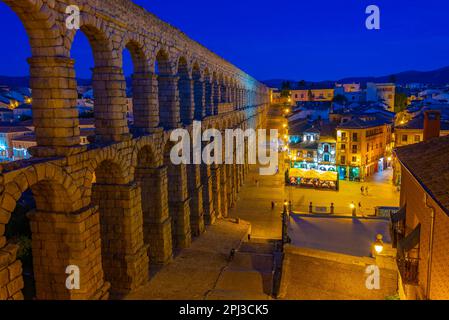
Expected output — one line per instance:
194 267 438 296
287 168 339 190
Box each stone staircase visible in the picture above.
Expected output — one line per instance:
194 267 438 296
206 239 276 300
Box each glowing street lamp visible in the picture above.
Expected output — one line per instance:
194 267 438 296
374 234 384 254
350 202 356 216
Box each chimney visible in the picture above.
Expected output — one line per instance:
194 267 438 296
423 110 441 141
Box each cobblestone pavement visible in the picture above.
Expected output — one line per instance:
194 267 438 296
125 219 250 300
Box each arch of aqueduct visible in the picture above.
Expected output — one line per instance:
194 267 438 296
0 0 270 300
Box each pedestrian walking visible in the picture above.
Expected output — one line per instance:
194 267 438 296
365 186 369 196
271 201 275 210
361 186 365 195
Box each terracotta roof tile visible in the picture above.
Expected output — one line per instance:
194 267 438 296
395 135 449 215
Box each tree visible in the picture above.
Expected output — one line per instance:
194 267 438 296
308 89 314 101
389 74 397 84
297 80 306 88
394 92 408 113
280 81 291 98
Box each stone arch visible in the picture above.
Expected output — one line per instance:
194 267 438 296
71 21 129 143
133 141 173 265
156 48 180 129
0 165 82 221
90 152 148 295
0 164 82 300
162 140 191 250
203 68 214 116
1 0 61 56
177 56 194 125
122 38 159 133
0 1 82 151
154 48 173 75
192 62 205 120
212 71 220 115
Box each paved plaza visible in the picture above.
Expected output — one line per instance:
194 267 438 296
288 215 392 257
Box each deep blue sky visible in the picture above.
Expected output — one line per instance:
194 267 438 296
1 0 449 81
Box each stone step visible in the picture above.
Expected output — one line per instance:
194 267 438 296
230 252 274 272
215 269 273 295
239 242 275 255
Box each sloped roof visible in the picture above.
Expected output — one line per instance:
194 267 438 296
396 116 449 131
395 135 449 216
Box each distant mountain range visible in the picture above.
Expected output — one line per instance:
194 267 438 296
0 76 92 88
263 66 449 89
2 65 449 90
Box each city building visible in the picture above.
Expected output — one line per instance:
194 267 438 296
0 125 33 162
287 121 338 190
0 107 13 122
336 114 393 181
394 111 449 148
393 110 449 185
291 88 334 103
393 134 449 300
13 103 32 121
366 82 396 112
334 83 364 103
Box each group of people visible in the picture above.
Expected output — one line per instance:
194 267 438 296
360 186 370 196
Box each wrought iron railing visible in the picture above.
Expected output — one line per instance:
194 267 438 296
397 257 419 285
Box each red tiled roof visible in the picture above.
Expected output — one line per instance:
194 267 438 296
395 135 449 215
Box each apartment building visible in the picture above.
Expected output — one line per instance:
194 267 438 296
336 115 393 181
393 134 449 300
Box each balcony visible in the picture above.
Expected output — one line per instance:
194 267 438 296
397 257 419 285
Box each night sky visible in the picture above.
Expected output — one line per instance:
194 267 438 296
0 0 448 81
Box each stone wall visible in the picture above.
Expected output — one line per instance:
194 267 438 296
0 0 270 300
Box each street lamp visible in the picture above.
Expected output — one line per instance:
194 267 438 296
281 200 289 252
350 202 356 216
374 234 384 254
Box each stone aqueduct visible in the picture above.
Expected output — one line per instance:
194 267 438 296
0 0 270 300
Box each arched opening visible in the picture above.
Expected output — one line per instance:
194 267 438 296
204 68 213 116
156 50 178 129
0 2 41 160
220 75 227 103
4 177 77 300
123 41 157 134
213 73 220 115
163 142 191 250
71 25 128 144
134 146 172 265
178 57 193 125
192 63 204 120
91 158 148 296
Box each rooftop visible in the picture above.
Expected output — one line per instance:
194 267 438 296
395 135 449 216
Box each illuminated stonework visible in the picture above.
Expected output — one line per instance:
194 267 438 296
0 0 270 300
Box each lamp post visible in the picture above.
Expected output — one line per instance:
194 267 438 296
282 200 289 252
350 202 356 216
374 234 384 255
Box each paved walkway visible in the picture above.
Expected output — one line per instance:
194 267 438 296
125 219 250 300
